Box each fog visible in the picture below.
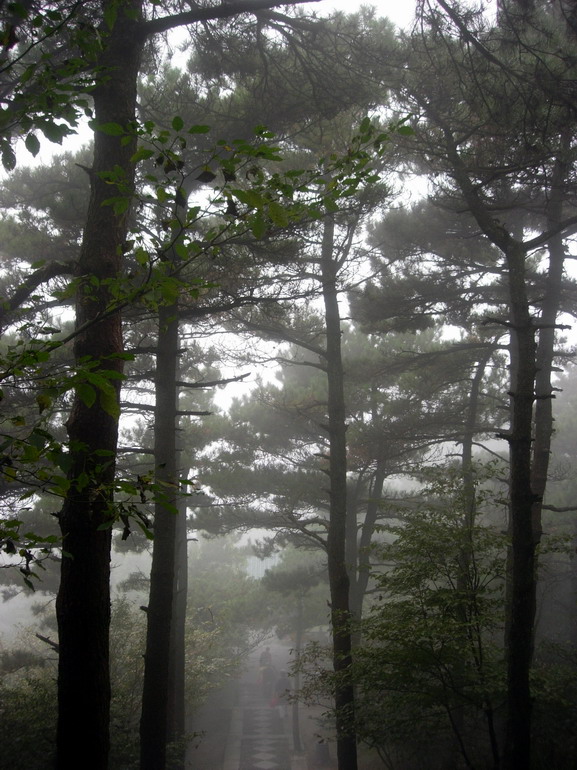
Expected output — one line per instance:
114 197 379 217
2 1 577 769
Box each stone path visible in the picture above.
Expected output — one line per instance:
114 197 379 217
224 651 294 770
188 642 312 770
238 686 291 770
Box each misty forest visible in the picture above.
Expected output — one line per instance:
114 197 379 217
1 1 577 769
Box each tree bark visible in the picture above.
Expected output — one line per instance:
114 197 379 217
292 592 304 753
531 131 571 550
140 297 180 770
55 4 143 768
350 464 386 632
169 478 189 762
502 242 538 770
438 125 541 770
321 215 358 770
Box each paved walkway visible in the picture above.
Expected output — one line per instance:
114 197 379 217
188 642 312 770
224 680 292 770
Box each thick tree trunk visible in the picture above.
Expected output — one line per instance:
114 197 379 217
55 4 143 768
321 216 358 770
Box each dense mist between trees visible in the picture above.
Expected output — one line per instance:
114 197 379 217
1 1 577 769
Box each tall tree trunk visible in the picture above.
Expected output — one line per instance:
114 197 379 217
505 133 569 770
459 344 501 769
169 477 189 763
531 133 570 553
292 592 304 753
141 182 191 769
502 242 538 770
140 297 180 770
321 215 358 770
350 463 386 636
440 127 542 770
345 476 362 617
55 4 143 768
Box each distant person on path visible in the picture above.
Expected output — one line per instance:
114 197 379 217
261 663 276 698
259 646 272 667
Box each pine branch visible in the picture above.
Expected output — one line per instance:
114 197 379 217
142 0 320 37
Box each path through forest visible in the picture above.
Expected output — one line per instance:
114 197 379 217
186 640 336 770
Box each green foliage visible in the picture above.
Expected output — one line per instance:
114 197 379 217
0 112 396 586
293 465 509 767
185 536 273 708
0 599 147 769
353 466 507 762
261 549 329 640
108 597 147 769
0 668 57 768
531 643 577 770
0 3 106 168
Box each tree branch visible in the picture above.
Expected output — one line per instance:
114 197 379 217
142 0 320 37
35 633 60 653
176 373 249 389
0 261 74 328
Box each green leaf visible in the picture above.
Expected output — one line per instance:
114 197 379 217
267 200 289 227
188 125 211 134
324 196 339 214
36 393 53 413
233 188 265 209
397 125 414 136
113 197 131 216
25 133 41 156
76 383 97 408
250 213 267 240
2 145 16 171
172 115 184 131
99 387 120 419
359 116 372 134
103 2 117 29
41 122 67 144
130 146 155 163
95 122 125 136
9 3 30 20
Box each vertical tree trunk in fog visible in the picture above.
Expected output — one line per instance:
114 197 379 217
169 480 189 757
459 346 501 768
292 592 304 753
441 132 543 770
531 135 570 553
140 179 188 770
55 4 143 768
350 464 386 634
502 242 538 770
140 295 180 770
320 215 358 770
504 133 570 770
50 4 324 769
